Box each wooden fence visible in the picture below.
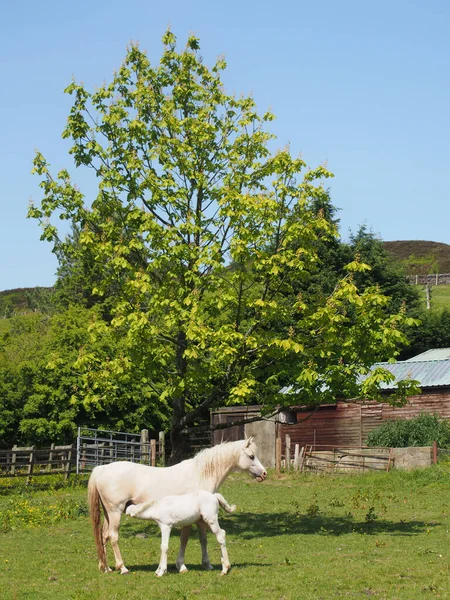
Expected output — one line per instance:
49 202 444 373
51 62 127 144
0 429 167 483
0 445 74 483
276 434 438 473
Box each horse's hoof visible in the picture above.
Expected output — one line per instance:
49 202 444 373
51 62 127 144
202 564 214 571
100 566 113 573
178 566 188 573
119 568 130 575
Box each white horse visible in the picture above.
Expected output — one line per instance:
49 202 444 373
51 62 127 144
88 438 266 574
126 490 236 576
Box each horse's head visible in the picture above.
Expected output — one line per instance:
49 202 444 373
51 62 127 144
237 438 267 482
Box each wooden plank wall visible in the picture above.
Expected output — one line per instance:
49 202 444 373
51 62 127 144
281 388 450 451
211 407 260 445
281 403 362 450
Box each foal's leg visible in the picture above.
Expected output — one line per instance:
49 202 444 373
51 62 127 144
197 520 213 571
155 524 171 577
176 525 191 573
108 510 129 574
205 517 231 575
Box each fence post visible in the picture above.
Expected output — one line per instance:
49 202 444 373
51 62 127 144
47 443 55 472
426 283 431 310
293 444 300 470
159 431 166 467
64 445 73 481
151 439 157 467
275 436 282 474
299 446 308 472
433 440 437 464
141 429 150 464
11 445 17 475
76 428 81 475
26 446 35 485
386 447 394 472
285 434 291 470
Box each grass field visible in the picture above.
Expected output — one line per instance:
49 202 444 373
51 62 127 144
428 285 450 311
2 468 450 599
414 284 450 311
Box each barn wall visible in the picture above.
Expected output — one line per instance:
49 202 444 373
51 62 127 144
212 388 450 465
210 406 276 467
361 388 450 441
281 387 450 452
281 403 362 449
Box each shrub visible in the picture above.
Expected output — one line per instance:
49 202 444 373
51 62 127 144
366 413 450 448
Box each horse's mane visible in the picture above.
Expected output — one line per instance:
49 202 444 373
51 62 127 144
193 439 256 480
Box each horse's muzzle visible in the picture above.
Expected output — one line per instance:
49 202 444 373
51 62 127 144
255 470 267 482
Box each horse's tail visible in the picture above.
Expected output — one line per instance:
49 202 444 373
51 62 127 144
88 467 107 567
214 492 236 513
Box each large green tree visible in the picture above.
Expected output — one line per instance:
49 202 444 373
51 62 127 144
29 31 418 462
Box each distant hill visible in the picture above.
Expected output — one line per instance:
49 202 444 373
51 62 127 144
383 240 450 274
0 287 53 314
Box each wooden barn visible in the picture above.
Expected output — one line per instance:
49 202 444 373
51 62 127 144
211 349 450 467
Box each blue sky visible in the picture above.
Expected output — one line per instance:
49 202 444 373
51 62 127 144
1 0 449 290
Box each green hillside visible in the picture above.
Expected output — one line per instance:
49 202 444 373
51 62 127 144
383 240 450 274
2 240 450 315
0 287 53 317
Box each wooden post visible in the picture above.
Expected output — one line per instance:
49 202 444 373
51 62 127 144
151 439 157 467
432 440 438 464
64 446 73 481
426 283 431 310
159 431 166 467
298 446 305 472
11 445 17 475
386 447 394 472
285 434 291 470
275 437 282 474
300 445 308 472
141 429 150 464
47 443 55 472
26 446 35 485
294 444 300 470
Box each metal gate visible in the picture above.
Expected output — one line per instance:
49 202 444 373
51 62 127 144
76 427 151 474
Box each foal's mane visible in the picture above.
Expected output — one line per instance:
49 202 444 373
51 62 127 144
193 439 255 480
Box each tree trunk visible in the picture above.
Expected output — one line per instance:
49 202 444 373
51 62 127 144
168 425 189 465
168 329 188 465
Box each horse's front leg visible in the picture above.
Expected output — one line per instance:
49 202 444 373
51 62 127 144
197 520 213 571
176 525 192 573
156 524 171 577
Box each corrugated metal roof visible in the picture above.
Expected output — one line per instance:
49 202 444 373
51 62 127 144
406 348 450 361
281 350 450 395
372 359 450 389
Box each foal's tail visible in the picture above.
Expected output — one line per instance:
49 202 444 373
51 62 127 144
88 467 107 567
214 492 236 513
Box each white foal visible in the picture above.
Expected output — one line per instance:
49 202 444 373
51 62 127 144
126 490 235 577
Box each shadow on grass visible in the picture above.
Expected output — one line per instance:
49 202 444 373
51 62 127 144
128 561 269 573
120 510 436 543
224 511 436 538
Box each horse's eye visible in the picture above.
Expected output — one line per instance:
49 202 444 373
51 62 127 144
249 455 255 460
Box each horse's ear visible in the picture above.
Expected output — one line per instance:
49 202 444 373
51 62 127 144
245 437 254 447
